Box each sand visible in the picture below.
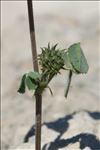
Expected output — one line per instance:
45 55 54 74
1 1 100 150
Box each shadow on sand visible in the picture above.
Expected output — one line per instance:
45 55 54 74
42 133 100 150
24 110 100 150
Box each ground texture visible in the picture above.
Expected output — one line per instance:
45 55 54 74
1 2 100 150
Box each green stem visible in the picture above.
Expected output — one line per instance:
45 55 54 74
65 70 73 98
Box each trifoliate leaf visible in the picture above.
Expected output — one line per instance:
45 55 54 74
68 43 89 73
17 74 26 94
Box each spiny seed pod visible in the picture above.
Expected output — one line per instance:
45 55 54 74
38 44 64 75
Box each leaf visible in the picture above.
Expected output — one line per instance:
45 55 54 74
68 43 89 73
26 76 37 90
17 74 26 94
61 52 76 73
28 72 41 80
62 52 73 70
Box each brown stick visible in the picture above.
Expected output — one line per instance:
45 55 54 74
27 0 38 71
27 1 42 150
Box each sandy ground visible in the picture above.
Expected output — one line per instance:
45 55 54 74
1 1 100 150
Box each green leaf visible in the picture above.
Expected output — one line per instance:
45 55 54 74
28 72 41 80
26 76 37 90
62 52 73 70
62 52 77 73
17 74 26 94
68 43 89 73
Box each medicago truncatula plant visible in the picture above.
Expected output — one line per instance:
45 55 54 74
18 42 89 149
18 43 89 97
